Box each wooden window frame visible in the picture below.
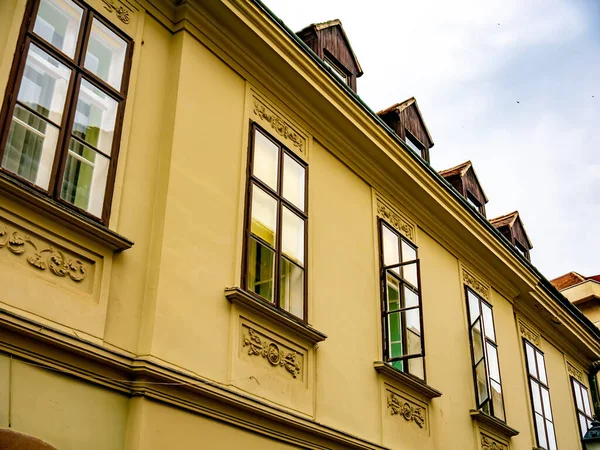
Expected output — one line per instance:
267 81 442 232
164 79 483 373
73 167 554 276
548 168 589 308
466 189 485 215
524 340 557 450
571 377 594 439
465 287 506 421
242 122 309 322
404 129 426 160
378 219 426 379
323 50 349 85
0 0 134 224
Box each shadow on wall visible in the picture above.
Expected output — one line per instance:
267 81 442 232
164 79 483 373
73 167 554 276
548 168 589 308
0 429 57 449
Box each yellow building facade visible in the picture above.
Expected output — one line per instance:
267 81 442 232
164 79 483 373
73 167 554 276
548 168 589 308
0 0 598 449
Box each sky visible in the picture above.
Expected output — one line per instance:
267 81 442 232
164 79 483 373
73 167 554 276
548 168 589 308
264 0 600 280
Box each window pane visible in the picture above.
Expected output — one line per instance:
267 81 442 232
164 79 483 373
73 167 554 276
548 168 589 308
2 105 59 189
401 241 418 288
388 312 402 360
84 18 127 90
409 357 424 379
541 387 552 420
282 153 305 211
481 303 495 341
526 343 538 378
33 0 82 58
404 309 422 356
471 320 484 362
403 286 419 308
386 274 400 311
60 139 109 216
579 414 589 438
405 133 421 156
490 379 505 421
18 45 71 124
468 290 480 324
280 258 304 319
535 413 547 449
252 130 278 190
72 79 118 155
282 207 304 265
475 360 489 404
247 238 275 302
546 420 557 450
381 225 399 272
536 351 547 384
583 388 592 416
531 380 543 414
486 343 500 382
250 185 277 245
574 382 584 410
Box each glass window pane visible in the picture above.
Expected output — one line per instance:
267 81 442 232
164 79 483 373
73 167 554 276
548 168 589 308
535 413 547 449
84 18 127 90
468 290 480 324
60 139 109 216
475 360 489 404
33 0 82 58
403 286 419 308
471 319 484 362
252 130 278 190
404 309 422 356
280 258 304 319
526 342 538 378
18 45 71 124
247 237 274 302
250 185 277 245
490 379 505 421
409 357 424 379
486 343 500 382
583 388 592 416
381 225 399 272
574 382 584 410
388 311 402 360
541 387 553 420
401 241 418 288
481 303 495 341
546 420 557 450
386 275 400 311
282 153 305 211
72 79 118 155
2 105 59 189
579 414 589 438
536 351 547 384
282 207 304 265
391 360 403 372
531 380 543 414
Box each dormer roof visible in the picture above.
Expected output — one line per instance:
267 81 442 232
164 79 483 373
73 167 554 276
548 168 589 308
490 211 533 251
377 97 434 147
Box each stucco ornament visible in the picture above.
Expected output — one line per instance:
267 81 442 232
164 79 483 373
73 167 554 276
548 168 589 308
243 328 301 378
376 200 414 241
0 225 86 282
567 360 584 382
518 319 541 347
480 434 507 450
252 100 304 152
387 392 425 428
102 0 131 23
462 268 490 299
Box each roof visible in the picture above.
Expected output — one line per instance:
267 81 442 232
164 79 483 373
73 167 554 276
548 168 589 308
377 97 435 146
298 19 363 76
551 272 600 290
439 161 472 178
490 210 533 249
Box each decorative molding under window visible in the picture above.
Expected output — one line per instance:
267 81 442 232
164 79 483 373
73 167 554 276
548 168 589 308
374 362 442 399
566 359 584 382
387 391 425 429
517 317 541 347
462 266 490 300
470 410 519 438
375 198 415 241
242 327 301 378
480 432 507 450
225 287 327 344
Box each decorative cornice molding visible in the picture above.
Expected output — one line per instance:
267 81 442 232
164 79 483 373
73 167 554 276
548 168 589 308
387 392 425 429
243 327 302 378
470 410 519 438
462 267 490 300
566 359 584 382
252 97 305 153
101 0 132 23
480 433 507 450
0 223 86 282
375 198 415 241
517 317 541 347
373 362 442 399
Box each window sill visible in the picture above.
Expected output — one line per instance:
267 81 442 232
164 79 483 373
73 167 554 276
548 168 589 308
373 361 442 399
0 171 133 252
224 287 327 344
470 410 519 438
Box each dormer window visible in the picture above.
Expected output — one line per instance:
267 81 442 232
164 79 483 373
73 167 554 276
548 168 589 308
466 191 485 215
323 54 348 85
439 161 488 217
515 241 530 260
405 131 424 158
490 211 533 261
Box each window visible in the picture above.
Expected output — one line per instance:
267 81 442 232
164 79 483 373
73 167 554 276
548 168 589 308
405 131 423 158
571 377 593 439
466 288 505 420
323 55 348 85
243 124 308 320
515 241 530 261
524 340 557 450
379 220 424 379
0 0 132 223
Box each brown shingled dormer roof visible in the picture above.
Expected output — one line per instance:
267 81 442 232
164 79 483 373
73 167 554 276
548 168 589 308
489 211 520 229
439 160 489 216
439 161 471 178
377 97 434 147
490 211 533 259
550 272 586 290
305 19 363 75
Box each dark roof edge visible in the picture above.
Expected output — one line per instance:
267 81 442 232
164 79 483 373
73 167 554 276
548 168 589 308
248 0 600 344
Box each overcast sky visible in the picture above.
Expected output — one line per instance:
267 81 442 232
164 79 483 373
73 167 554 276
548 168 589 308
264 0 600 280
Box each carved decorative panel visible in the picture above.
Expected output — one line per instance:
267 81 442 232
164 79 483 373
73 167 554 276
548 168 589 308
462 266 490 300
566 359 584 382
242 327 302 378
87 0 137 35
517 317 541 347
385 388 427 431
375 197 415 241
480 432 507 450
101 0 132 23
